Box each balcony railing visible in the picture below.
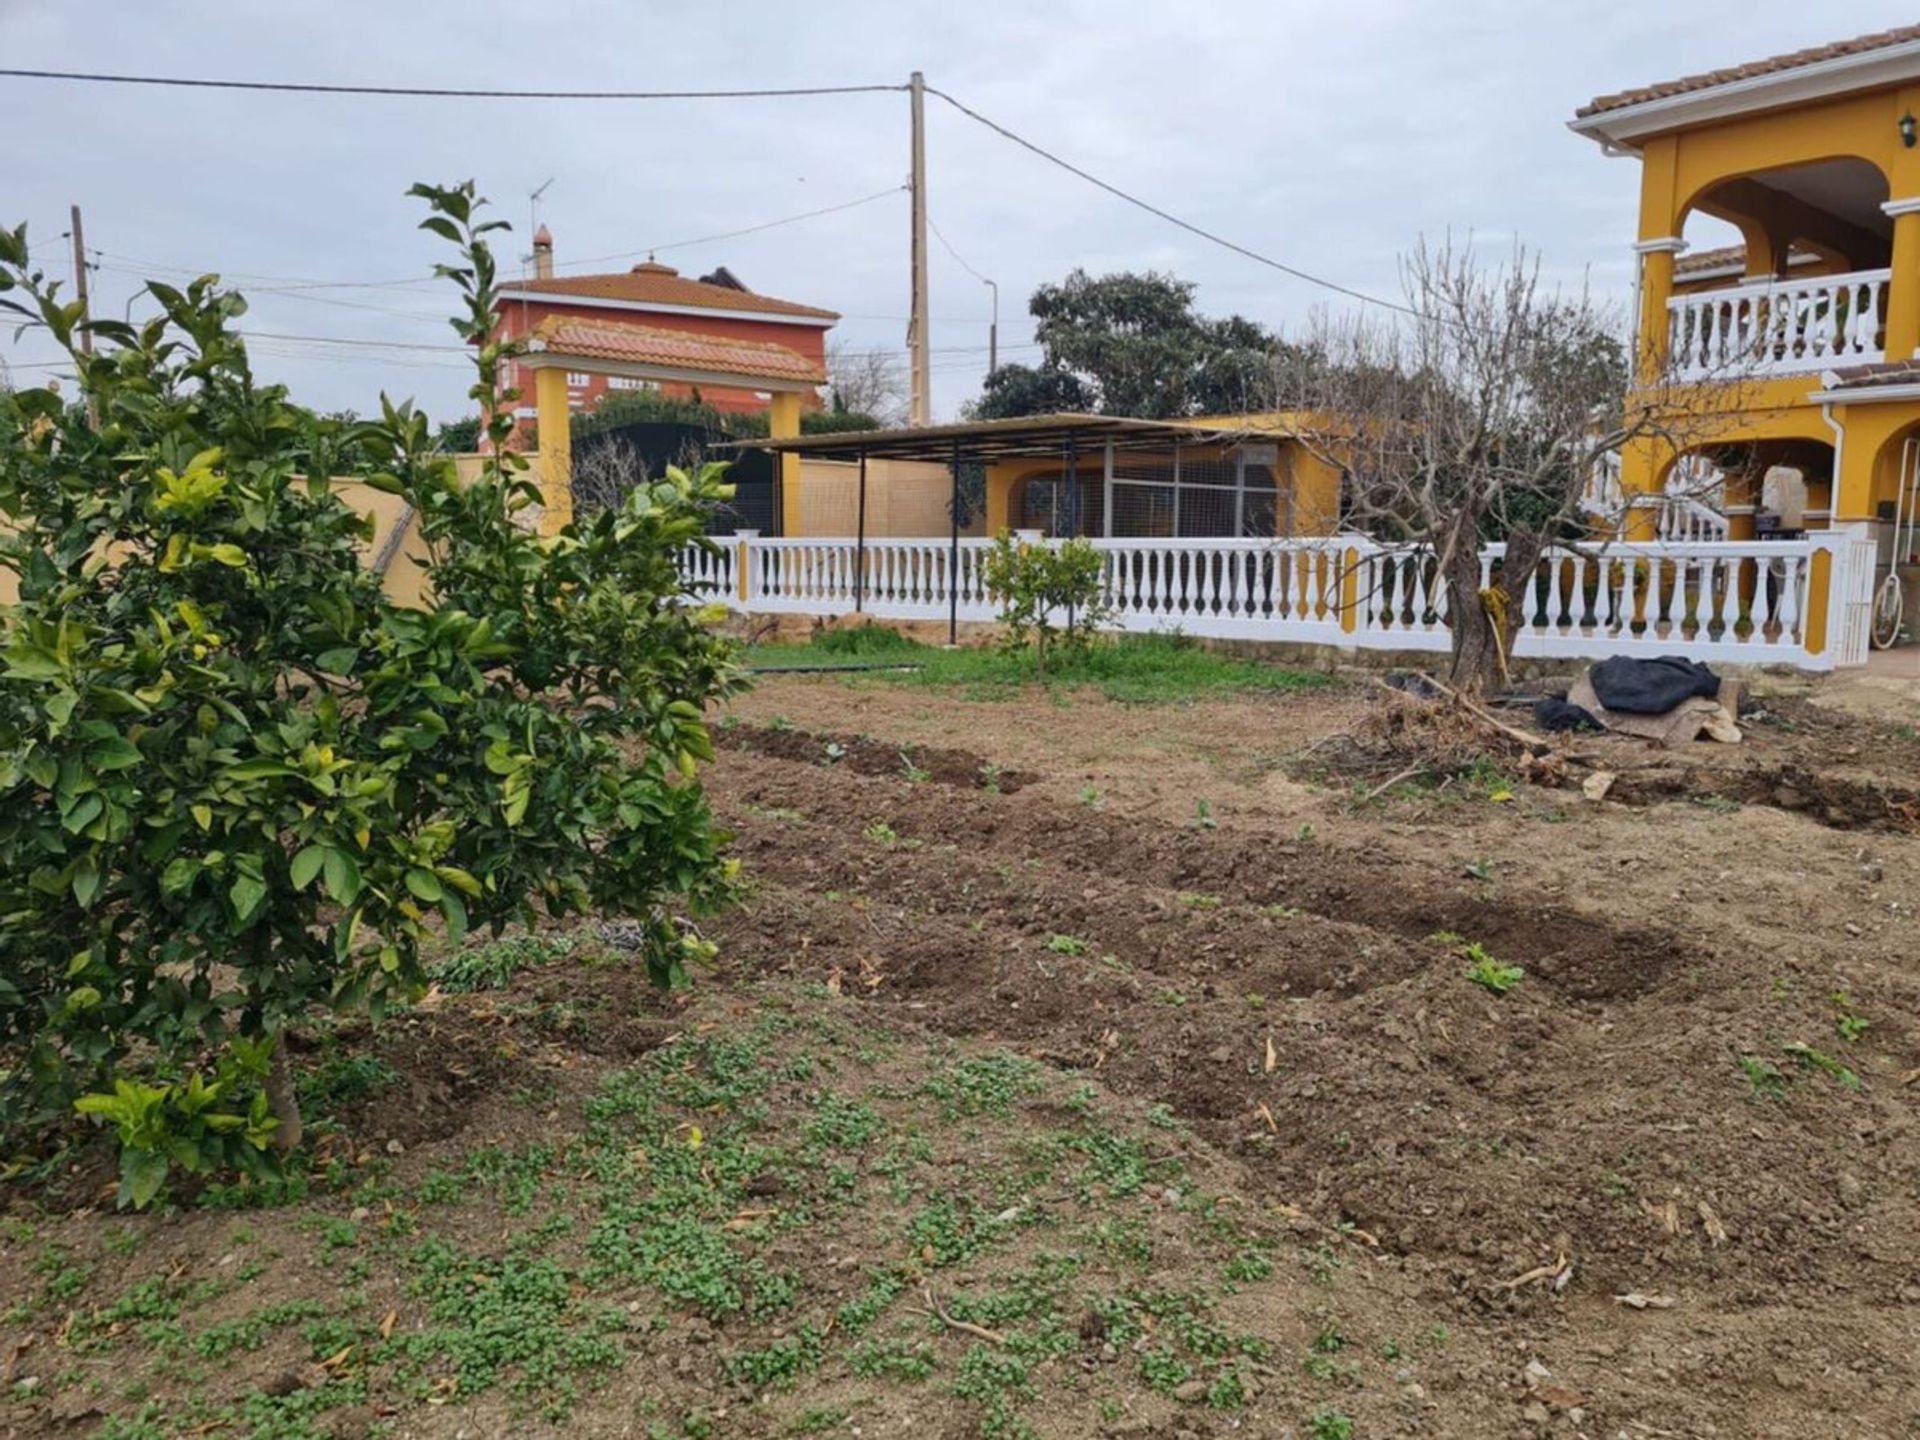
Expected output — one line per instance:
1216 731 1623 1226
1667 268 1888 380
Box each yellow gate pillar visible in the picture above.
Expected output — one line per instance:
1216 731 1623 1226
534 367 573 536
769 392 802 535
1883 198 1920 362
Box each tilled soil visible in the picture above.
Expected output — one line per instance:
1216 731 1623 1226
703 679 1920 1438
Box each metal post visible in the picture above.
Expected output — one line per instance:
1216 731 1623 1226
948 439 962 645
1064 437 1080 539
1064 437 1080 633
855 449 869 613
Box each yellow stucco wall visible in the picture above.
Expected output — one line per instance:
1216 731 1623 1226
0 462 487 611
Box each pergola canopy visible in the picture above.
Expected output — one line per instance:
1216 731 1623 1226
725 412 1283 462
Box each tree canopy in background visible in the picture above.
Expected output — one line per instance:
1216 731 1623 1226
968 269 1289 420
572 385 881 443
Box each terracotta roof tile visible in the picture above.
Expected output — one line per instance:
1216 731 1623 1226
1674 242 1821 277
530 316 826 384
1823 358 1920 389
502 260 837 321
1578 25 1920 118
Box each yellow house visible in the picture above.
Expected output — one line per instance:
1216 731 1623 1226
1572 24 1920 560
753 413 1345 544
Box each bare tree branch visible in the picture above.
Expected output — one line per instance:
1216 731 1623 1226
1274 236 1747 691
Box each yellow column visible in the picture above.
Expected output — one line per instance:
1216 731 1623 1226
1882 200 1920 362
769 392 802 536
534 367 573 536
1616 435 1672 540
1803 543 1833 657
1633 237 1685 385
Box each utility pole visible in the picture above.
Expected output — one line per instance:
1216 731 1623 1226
70 204 98 428
985 277 999 375
908 71 931 426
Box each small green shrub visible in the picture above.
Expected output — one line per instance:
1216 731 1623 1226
981 532 1111 678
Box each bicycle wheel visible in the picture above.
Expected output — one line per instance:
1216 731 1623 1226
1869 573 1905 650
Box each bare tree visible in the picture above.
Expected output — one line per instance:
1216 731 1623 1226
569 436 652 517
1275 238 1735 692
825 342 907 425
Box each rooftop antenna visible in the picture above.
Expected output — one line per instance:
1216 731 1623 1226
525 177 556 268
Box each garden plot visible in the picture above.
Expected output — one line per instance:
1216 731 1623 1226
6 667 1920 1439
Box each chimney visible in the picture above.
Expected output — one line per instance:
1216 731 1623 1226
532 224 554 280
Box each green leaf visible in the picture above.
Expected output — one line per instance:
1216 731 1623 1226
119 1147 171 1211
72 857 103 907
314 647 359 675
290 845 327 891
91 735 143 771
439 889 469 945
230 870 268 924
3 644 67 680
205 543 249 567
161 857 201 895
403 868 444 903
61 794 105 834
433 865 483 898
322 848 363 905
225 760 295 781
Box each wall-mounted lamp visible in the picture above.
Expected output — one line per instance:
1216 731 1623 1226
1902 111 1917 148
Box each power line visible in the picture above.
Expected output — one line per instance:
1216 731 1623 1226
928 214 991 289
559 185 907 272
0 68 906 101
83 185 910 298
924 84 1418 320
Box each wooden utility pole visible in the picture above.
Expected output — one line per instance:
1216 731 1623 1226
70 204 98 428
908 71 931 426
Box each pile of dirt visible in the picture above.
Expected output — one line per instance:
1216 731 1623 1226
716 720 1037 792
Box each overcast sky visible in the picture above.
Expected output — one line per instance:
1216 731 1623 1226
2 1 1914 424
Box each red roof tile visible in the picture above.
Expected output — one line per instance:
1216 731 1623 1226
1821 358 1920 389
1674 242 1821 277
530 316 826 384
502 260 837 321
1578 25 1920 118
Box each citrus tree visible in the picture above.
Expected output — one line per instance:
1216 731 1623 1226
0 183 739 1206
981 532 1110 678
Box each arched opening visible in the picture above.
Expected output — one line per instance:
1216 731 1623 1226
1679 156 1891 278
1658 437 1837 535
1668 162 1893 379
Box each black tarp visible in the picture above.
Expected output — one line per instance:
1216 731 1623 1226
1588 655 1720 715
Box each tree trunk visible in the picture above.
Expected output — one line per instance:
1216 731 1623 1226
1497 527 1549 679
1446 525 1548 695
265 1031 303 1156
1444 537 1501 694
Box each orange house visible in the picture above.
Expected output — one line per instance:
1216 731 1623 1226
490 226 838 430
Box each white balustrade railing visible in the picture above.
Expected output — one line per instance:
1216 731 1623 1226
684 532 1859 670
677 538 735 603
1668 268 1888 380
